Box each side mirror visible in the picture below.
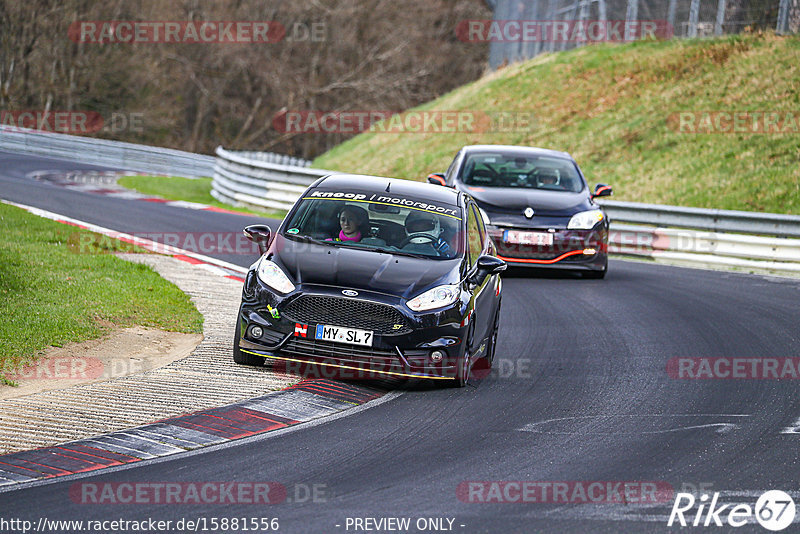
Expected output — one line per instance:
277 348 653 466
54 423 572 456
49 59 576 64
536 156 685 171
591 183 613 199
426 173 447 186
469 255 507 286
243 224 272 255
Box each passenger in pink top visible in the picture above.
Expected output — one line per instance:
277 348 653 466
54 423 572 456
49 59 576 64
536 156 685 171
330 205 365 242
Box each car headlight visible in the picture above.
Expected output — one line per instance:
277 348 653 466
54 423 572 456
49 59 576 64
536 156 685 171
256 259 295 294
478 207 491 225
407 284 460 312
567 209 604 230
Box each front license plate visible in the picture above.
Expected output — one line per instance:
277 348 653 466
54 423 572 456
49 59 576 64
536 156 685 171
315 324 373 347
504 230 554 246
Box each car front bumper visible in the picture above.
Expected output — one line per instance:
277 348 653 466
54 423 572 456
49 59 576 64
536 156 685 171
237 275 470 381
487 226 608 271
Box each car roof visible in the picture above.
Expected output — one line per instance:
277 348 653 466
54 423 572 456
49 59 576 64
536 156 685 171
314 173 462 206
460 144 574 161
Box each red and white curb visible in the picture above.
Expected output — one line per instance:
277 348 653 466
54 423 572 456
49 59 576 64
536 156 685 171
0 380 386 489
28 170 247 216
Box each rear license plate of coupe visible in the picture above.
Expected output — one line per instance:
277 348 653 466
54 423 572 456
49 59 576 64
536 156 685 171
315 324 374 347
504 230 554 246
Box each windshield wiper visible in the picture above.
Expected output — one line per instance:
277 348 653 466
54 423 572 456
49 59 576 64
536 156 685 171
286 234 332 246
367 247 429 259
286 236 433 259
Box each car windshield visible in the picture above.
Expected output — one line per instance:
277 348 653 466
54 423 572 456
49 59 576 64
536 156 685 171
460 152 584 193
282 195 463 259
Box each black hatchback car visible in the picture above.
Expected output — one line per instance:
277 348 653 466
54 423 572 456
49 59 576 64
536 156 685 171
428 145 612 278
234 174 506 386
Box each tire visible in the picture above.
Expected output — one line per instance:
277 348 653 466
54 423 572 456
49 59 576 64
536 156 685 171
452 322 475 387
484 304 501 368
453 350 472 388
233 316 264 366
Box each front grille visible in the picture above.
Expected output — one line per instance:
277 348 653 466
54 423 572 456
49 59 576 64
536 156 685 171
282 295 410 334
279 337 400 367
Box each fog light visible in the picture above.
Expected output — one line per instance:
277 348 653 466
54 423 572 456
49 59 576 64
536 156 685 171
430 350 444 363
583 248 596 255
250 325 263 338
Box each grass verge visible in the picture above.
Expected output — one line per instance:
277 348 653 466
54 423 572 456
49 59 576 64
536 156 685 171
0 203 203 386
314 32 800 215
118 175 287 220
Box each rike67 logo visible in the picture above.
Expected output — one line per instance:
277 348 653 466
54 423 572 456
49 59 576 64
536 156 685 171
668 490 796 531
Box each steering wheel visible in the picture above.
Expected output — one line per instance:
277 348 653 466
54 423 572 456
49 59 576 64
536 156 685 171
399 233 438 248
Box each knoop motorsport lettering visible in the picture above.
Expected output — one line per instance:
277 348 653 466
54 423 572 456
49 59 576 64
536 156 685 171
307 191 460 217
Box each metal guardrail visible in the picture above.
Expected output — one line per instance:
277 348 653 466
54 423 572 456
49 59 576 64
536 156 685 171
598 200 800 238
608 224 800 273
226 150 311 168
211 146 330 211
1 128 795 276
599 200 800 275
213 147 800 275
0 125 214 178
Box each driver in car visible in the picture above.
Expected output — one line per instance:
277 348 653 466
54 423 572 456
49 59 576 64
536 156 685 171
404 211 452 256
538 170 561 189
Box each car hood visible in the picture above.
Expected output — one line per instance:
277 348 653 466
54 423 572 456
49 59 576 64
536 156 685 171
271 235 460 299
462 185 591 216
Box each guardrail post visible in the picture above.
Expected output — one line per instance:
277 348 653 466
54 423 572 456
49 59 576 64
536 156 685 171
715 0 726 35
547 0 558 53
596 0 607 22
776 0 791 33
625 0 639 42
688 0 700 38
577 0 589 46
667 0 677 34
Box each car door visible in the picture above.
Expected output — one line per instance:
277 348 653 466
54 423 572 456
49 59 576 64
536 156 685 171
466 201 495 358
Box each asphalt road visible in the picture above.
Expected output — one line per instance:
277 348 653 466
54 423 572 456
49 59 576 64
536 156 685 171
2 151 800 533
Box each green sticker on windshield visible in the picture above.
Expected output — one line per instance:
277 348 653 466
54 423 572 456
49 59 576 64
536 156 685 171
287 228 300 234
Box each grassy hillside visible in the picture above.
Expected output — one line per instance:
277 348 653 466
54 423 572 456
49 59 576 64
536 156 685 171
314 33 800 214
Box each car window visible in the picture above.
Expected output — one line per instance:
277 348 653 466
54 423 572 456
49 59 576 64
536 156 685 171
460 152 584 193
444 150 462 184
466 203 483 267
471 203 486 244
282 195 464 260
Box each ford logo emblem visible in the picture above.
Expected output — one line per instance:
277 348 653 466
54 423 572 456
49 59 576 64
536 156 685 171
524 207 534 219
342 290 359 297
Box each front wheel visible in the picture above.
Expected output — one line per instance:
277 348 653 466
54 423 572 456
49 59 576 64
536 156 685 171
453 350 472 388
452 322 475 388
484 303 501 367
233 316 264 366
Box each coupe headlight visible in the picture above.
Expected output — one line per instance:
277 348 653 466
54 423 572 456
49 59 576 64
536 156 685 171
478 207 492 225
567 209 604 230
407 284 460 312
256 259 295 294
